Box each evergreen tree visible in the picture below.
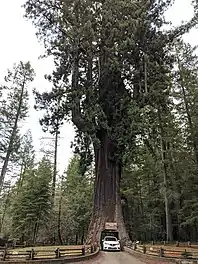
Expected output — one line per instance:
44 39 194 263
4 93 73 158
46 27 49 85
174 40 198 167
0 62 35 190
57 155 93 244
17 130 35 190
121 39 198 242
0 182 12 235
173 40 198 237
11 158 52 244
24 0 197 243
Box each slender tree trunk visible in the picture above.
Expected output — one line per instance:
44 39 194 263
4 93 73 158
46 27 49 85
52 129 58 202
177 58 198 166
0 77 26 191
57 195 63 245
81 227 85 245
86 133 129 245
158 109 173 242
75 234 78 245
33 221 39 245
48 129 59 245
181 81 198 165
18 165 24 189
17 164 26 195
162 154 173 242
168 145 182 241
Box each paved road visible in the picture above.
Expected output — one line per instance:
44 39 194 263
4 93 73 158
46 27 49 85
100 252 145 263
82 251 145 264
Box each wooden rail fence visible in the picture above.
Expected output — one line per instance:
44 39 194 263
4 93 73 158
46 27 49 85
127 244 198 260
0 244 97 262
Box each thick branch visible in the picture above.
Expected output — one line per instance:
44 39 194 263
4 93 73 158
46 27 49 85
71 54 86 130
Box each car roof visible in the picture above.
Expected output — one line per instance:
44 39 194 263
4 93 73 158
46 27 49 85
104 236 117 239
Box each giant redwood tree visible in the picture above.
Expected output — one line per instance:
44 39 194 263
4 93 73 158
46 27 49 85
24 0 196 243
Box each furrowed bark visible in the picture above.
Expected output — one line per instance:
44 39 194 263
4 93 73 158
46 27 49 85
86 133 129 245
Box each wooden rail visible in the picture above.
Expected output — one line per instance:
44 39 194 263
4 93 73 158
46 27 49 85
127 243 198 260
0 244 97 261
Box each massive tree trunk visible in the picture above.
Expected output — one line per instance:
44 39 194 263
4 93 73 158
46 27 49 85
86 133 129 245
71 47 130 245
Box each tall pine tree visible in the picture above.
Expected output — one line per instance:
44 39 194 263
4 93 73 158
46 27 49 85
0 62 35 191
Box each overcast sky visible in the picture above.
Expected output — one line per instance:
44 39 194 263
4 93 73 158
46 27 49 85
0 0 197 175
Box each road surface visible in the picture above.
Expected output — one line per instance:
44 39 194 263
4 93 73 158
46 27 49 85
82 251 145 264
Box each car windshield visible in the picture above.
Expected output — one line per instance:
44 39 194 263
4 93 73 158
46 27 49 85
105 237 117 241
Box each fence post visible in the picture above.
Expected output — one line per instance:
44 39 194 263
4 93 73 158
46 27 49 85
143 245 146 254
183 249 188 259
82 245 85 255
94 243 97 252
188 241 191 247
91 244 94 253
55 248 60 258
2 248 7 261
159 247 164 257
30 249 35 260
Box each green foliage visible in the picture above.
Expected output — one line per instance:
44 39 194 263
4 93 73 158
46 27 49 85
121 39 198 241
122 145 164 241
0 62 35 188
11 158 52 242
59 155 93 244
18 130 35 175
0 62 34 132
0 184 12 236
0 131 35 237
23 0 180 166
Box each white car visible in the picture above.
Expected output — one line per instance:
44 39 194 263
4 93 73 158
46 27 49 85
102 236 121 251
